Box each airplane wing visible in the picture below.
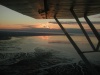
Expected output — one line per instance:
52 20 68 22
0 0 100 19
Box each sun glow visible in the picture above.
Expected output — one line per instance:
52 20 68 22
42 36 49 40
38 36 49 40
43 22 50 29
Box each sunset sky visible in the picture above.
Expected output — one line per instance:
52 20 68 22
0 5 100 30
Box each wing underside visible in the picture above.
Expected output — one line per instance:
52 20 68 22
0 0 100 19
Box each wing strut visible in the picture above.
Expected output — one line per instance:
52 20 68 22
54 2 99 75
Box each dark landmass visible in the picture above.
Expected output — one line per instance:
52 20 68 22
0 36 11 40
0 55 100 75
0 48 100 75
0 31 64 40
0 28 95 38
0 28 96 36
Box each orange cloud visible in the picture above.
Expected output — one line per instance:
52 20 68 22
0 24 26 29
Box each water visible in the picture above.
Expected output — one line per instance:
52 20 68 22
0 35 99 63
0 35 100 75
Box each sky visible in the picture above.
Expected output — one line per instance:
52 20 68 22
0 5 100 31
